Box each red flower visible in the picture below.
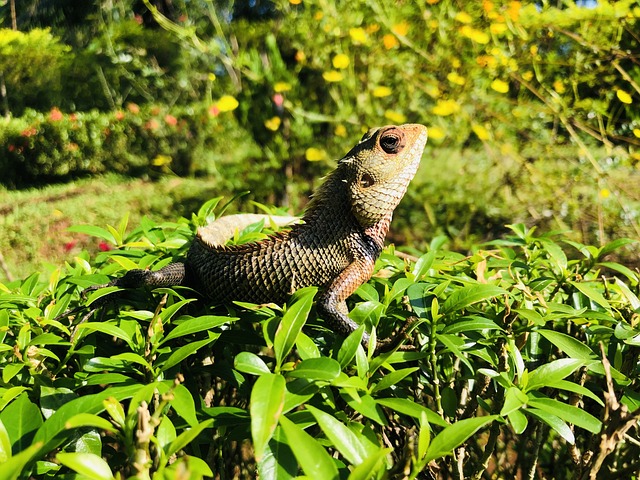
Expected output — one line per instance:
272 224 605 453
69 113 78 122
208 104 220 117
63 240 78 252
164 114 178 126
98 241 111 252
8 145 14 152
49 107 63 122
114 110 125 121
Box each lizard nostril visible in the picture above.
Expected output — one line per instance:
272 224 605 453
360 173 375 188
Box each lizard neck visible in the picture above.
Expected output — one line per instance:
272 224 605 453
301 167 354 228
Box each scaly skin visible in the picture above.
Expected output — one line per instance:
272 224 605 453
101 124 428 351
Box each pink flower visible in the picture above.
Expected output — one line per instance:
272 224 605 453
208 104 220 117
115 111 125 121
20 127 37 137
273 93 284 107
127 103 140 114
98 241 111 252
164 114 178 126
145 119 160 131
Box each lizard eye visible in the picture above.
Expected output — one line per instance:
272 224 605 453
360 173 375 188
379 129 405 154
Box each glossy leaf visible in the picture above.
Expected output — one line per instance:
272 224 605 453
251 374 286 462
307 405 368 464
424 415 498 462
538 330 596 360
442 285 507 314
274 287 317 367
235 352 271 376
56 452 114 480
527 397 602 433
287 357 341 382
279 415 339 479
161 315 234 343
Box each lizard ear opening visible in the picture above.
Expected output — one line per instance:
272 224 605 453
379 128 406 154
359 173 375 188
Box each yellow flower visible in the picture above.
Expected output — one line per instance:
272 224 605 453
491 79 509 93
208 73 217 81
447 72 466 86
522 71 534 81
424 84 441 98
428 126 445 139
530 45 538 56
264 116 281 131
490 23 507 34
599 188 610 199
366 24 380 34
335 124 347 137
152 154 172 166
426 0 439 4
633 128 640 138
455 12 473 24
216 95 239 112
383 34 399 49
508 1 521 21
314 11 323 21
432 99 460 116
305 147 328 161
460 26 490 44
384 110 407 123
452 58 461 69
392 21 410 36
274 82 292 92
332 53 350 69
617 90 633 104
289 0 301 4
553 80 565 94
349 27 368 44
372 86 392 97
323 70 344 82
52 208 64 218
472 124 490 140
295 50 306 63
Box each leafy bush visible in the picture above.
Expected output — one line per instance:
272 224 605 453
0 103 248 187
0 203 638 479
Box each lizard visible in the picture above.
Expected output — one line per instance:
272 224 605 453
95 123 428 352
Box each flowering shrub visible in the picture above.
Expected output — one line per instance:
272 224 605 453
0 102 241 187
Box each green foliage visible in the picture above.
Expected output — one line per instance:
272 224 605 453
0 103 247 187
0 210 638 478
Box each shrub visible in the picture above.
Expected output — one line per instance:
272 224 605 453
0 205 638 478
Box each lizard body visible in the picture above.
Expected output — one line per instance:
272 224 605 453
104 124 428 351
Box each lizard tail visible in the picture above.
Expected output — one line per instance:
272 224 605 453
116 262 187 288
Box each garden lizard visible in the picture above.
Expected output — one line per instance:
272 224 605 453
97 124 428 352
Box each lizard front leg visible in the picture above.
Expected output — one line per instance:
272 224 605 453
316 259 412 353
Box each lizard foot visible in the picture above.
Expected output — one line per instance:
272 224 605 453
374 316 419 353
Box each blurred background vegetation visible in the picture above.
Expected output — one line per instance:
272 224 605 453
0 0 639 282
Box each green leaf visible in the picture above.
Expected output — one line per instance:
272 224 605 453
500 387 528 416
64 414 116 432
527 397 602 434
525 358 585 392
287 358 341 382
376 398 448 427
56 452 113 480
258 430 297 480
553 380 604 406
0 393 42 455
525 408 574 444
442 285 507 314
347 448 392 480
84 286 122 307
157 298 197 324
235 352 271 376
306 405 368 465
161 315 234 343
538 330 596 360
424 415 498 462
156 416 176 452
76 323 134 349
296 332 321 360
274 287 317 367
67 225 117 244
0 420 10 463
251 374 286 462
507 409 528 434
171 384 199 427
342 393 386 425
159 334 219 371
442 317 503 334
337 325 365 368
279 415 339 479
0 441 43 480
371 367 418 393
569 281 611 311
412 251 436 279
164 419 214 458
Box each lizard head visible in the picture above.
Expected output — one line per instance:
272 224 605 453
341 123 428 227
